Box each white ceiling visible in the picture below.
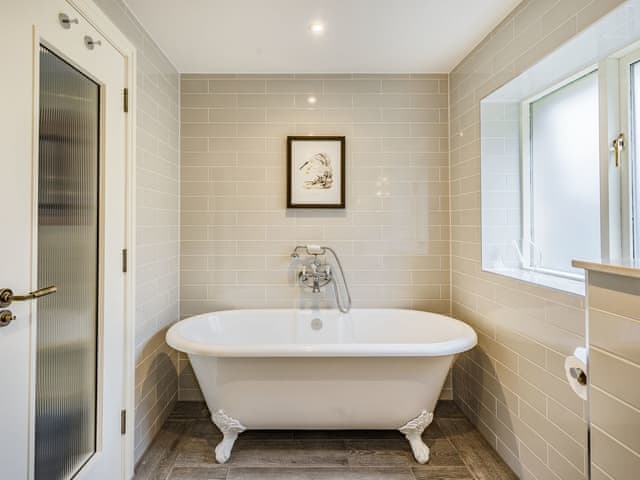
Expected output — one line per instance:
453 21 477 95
123 0 522 73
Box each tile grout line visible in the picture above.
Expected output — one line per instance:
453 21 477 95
435 418 482 480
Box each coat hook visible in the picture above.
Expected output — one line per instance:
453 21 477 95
84 35 102 50
59 13 79 29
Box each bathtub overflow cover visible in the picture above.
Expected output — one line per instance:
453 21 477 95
311 318 323 330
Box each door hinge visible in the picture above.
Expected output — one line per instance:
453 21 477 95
123 87 129 113
121 409 127 435
122 248 128 273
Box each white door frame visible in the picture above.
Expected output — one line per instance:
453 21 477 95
68 1 137 477
32 1 137 478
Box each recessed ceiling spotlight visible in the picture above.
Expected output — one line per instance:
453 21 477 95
307 96 317 105
309 22 325 35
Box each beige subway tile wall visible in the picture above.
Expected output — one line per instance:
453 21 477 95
449 1 625 479
180 73 451 400
480 101 521 270
587 271 640 480
94 0 181 463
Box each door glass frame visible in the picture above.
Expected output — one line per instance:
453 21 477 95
32 35 110 478
35 43 102 478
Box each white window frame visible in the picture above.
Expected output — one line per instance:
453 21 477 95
517 46 640 283
619 48 640 259
519 67 599 282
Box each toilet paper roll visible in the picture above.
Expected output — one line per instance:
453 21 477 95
564 347 587 401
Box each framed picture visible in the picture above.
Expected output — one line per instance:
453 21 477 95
287 136 346 208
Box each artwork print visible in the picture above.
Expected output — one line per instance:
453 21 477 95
287 136 345 208
300 152 334 190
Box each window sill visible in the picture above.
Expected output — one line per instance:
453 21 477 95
483 266 585 296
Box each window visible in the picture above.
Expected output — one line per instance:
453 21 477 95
479 3 640 296
619 50 640 261
523 71 601 279
631 59 640 257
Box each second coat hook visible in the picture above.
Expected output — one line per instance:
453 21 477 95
84 35 102 50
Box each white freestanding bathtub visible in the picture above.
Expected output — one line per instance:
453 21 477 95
166 308 477 464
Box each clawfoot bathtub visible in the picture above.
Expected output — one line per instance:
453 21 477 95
166 308 476 464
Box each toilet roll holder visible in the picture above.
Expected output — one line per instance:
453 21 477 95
568 367 587 386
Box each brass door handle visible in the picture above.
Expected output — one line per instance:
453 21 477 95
0 286 57 308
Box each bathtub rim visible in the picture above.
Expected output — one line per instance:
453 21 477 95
166 308 477 358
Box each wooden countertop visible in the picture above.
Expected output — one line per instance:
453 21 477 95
572 259 640 279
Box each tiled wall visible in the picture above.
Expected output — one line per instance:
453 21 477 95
587 271 640 480
179 73 451 400
449 1 625 479
94 0 181 463
480 101 521 270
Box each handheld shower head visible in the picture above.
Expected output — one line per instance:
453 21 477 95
291 245 324 259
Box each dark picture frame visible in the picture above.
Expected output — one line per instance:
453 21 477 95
286 136 346 209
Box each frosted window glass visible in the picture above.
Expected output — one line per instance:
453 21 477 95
530 71 600 275
633 61 640 257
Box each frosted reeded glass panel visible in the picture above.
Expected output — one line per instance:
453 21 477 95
530 71 600 276
632 61 640 257
36 46 99 480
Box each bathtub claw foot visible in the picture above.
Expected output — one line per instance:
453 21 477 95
212 410 246 464
399 410 433 464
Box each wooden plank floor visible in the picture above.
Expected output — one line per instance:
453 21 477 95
134 401 517 480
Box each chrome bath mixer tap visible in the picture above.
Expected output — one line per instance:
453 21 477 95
290 245 352 313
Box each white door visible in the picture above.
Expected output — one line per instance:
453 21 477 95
1 1 128 478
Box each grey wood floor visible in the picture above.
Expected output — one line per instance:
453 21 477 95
134 401 517 480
